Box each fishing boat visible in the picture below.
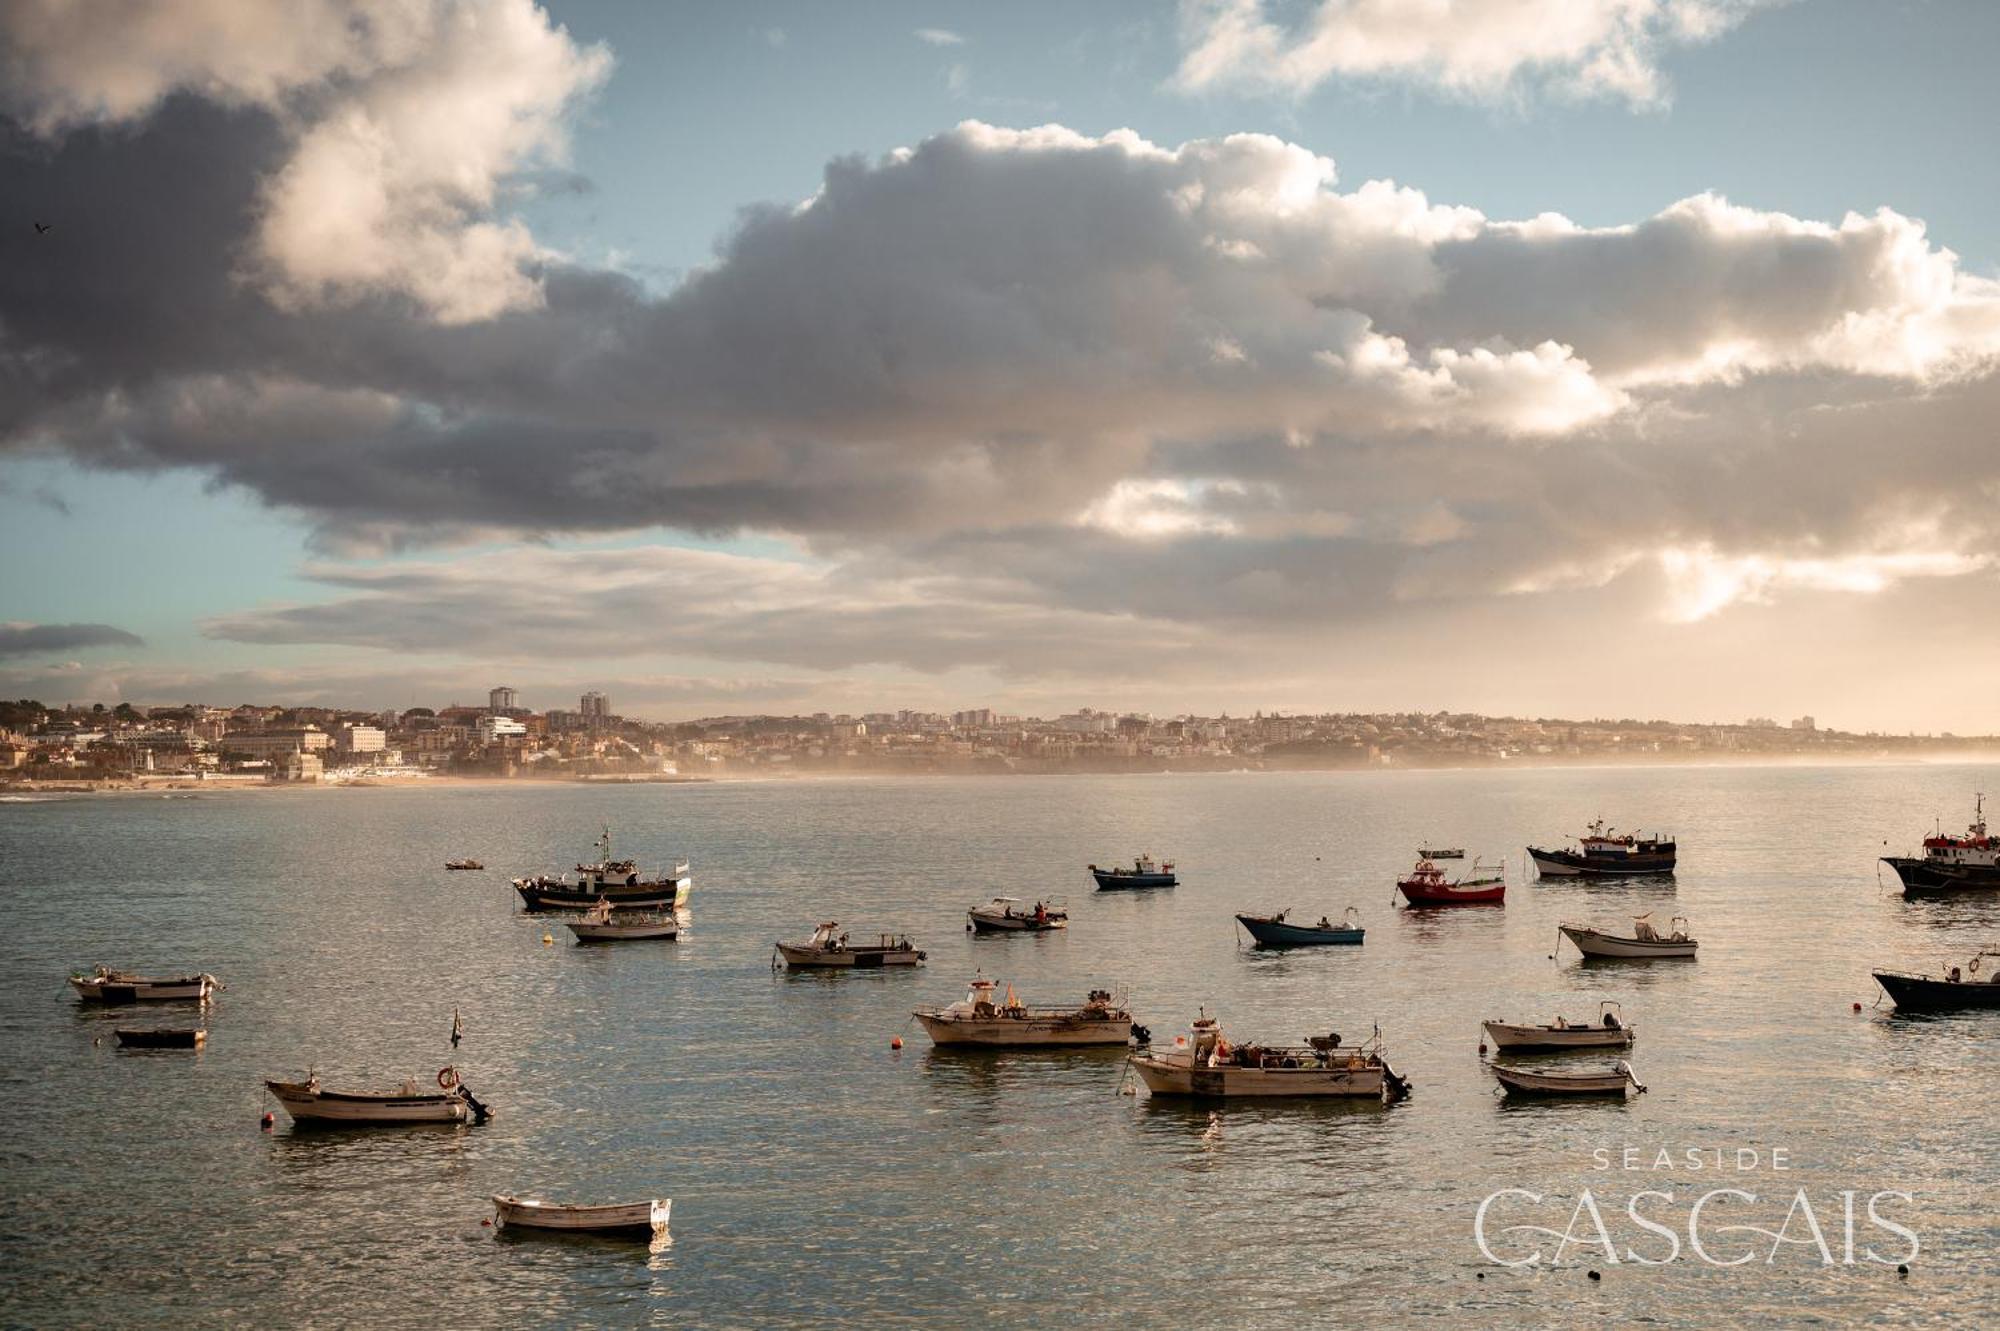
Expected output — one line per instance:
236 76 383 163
1529 820 1676 878
564 897 681 943
914 977 1143 1047
264 1067 492 1125
69 966 219 1003
492 1195 671 1238
114 1027 206 1049
1493 1061 1646 1098
445 859 484 871
1090 855 1177 890
774 922 926 969
1558 916 1698 960
1127 1012 1409 1102
1872 950 2000 1011
1417 845 1465 860
1397 856 1506 906
1233 906 1365 948
513 825 691 912
1483 1002 1634 1051
967 897 1068 933
1881 795 2000 896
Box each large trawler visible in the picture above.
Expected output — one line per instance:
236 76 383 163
1881 795 2000 896
513 826 691 912
1529 820 1676 878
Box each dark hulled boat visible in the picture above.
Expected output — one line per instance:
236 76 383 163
1873 952 2000 1011
1529 820 1675 878
1090 855 1177 890
513 826 691 912
1880 795 2000 897
1234 908 1364 947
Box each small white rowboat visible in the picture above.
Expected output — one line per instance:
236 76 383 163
265 1069 491 1125
492 1195 670 1237
1483 1002 1635 1051
70 966 219 1003
1494 1061 1646 1097
565 898 681 942
1558 916 1697 960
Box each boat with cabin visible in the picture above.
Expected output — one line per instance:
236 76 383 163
1483 1002 1634 1051
492 1195 671 1238
914 977 1142 1046
1397 856 1506 906
1233 906 1365 948
775 922 926 969
1493 1061 1645 1097
1880 795 2000 896
1529 820 1676 878
69 966 220 1003
1127 1012 1409 1101
967 897 1068 933
1558 916 1698 960
1872 949 2000 1011
1090 855 1177 890
564 897 681 943
264 1067 492 1125
513 826 691 911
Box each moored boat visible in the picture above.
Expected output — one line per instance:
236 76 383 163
967 897 1068 933
1090 855 1177 890
445 859 485 871
513 825 691 911
1529 820 1676 878
914 977 1142 1046
564 897 681 943
1397 857 1505 906
265 1067 492 1125
1872 950 2000 1011
1234 906 1365 948
115 1027 206 1049
69 966 220 1003
1558 916 1697 960
1880 795 2000 896
775 922 926 968
1127 1013 1409 1102
1483 1002 1634 1051
1417 845 1465 860
492 1195 670 1237
1493 1061 1646 1097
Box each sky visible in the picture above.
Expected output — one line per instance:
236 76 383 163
1 0 1997 731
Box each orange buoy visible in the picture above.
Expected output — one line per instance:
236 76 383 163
1477 1042 1487 1055
891 1036 903 1050
261 1112 274 1130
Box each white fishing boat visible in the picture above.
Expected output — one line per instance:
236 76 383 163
264 1067 492 1125
914 978 1142 1047
967 897 1068 933
564 897 681 943
1483 1002 1635 1051
492 1195 670 1237
69 965 219 1003
1127 1013 1409 1102
1493 1061 1646 1097
774 922 926 969
1558 915 1698 959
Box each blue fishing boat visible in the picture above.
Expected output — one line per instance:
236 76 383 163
1234 907 1364 948
1090 855 1177 890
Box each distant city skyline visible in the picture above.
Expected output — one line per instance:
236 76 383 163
4 1 1999 733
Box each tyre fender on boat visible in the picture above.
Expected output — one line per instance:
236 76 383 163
437 1066 459 1090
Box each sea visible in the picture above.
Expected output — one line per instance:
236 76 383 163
0 764 1993 1328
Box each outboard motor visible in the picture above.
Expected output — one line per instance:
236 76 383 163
1130 1024 1152 1047
459 1084 493 1123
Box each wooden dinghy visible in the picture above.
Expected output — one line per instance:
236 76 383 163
1493 1061 1646 1097
1558 916 1697 960
265 1067 492 1125
967 897 1067 933
115 1027 206 1049
70 966 220 1003
492 1195 670 1238
1482 1002 1635 1051
564 897 681 943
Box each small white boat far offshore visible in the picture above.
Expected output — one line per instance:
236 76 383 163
69 966 220 1003
967 897 1068 933
564 897 681 943
1483 1002 1635 1051
913 978 1142 1047
775 922 926 969
1493 1060 1646 1098
265 1067 492 1125
492 1195 670 1238
1558 916 1698 960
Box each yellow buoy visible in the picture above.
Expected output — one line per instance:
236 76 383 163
542 933 554 945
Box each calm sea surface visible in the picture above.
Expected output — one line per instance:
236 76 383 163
1 765 1994 1328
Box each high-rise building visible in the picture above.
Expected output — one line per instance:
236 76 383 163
581 691 610 729
489 686 518 713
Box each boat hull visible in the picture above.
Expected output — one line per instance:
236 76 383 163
1129 1053 1390 1099
70 974 215 1003
1234 914 1364 947
1880 857 2000 897
915 1012 1132 1046
1482 1021 1635 1051
265 1081 471 1124
1494 1067 1634 1097
1397 879 1505 906
968 911 1065 933
115 1028 206 1049
1872 970 2000 1011
1559 926 1697 959
493 1196 669 1236
514 876 691 912
775 942 925 968
566 919 680 942
1529 848 1675 878
1091 870 1177 890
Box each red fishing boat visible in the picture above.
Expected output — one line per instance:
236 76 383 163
1397 856 1505 906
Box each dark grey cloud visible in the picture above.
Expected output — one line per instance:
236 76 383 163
0 621 143 656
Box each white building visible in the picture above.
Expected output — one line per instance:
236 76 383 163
477 715 527 744
339 724 386 754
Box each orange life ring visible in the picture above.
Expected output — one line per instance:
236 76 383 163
436 1066 459 1090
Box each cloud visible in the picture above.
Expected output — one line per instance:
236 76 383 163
1172 0 1772 107
0 622 144 657
0 0 609 324
915 27 966 47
